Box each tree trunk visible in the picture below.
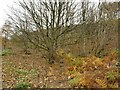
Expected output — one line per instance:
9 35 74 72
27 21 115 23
48 47 55 64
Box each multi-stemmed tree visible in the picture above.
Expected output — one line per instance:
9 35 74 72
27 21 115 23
9 0 78 63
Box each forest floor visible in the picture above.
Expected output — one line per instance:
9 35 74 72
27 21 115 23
2 40 118 88
2 46 70 88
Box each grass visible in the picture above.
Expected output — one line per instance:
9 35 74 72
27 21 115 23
13 81 31 89
3 60 39 88
14 68 39 76
0 48 15 56
15 69 29 76
68 78 80 87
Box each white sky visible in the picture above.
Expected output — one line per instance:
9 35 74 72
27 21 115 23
0 0 119 28
0 0 17 28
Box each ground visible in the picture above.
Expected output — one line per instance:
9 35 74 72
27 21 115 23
2 45 70 88
2 40 118 88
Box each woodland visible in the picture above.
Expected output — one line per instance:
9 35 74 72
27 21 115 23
1 0 120 88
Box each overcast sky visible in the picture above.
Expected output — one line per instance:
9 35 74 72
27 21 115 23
0 0 119 28
0 0 15 27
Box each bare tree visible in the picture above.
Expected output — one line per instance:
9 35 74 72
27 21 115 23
75 1 118 57
9 0 78 63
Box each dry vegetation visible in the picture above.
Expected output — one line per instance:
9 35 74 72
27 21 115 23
1 0 119 89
